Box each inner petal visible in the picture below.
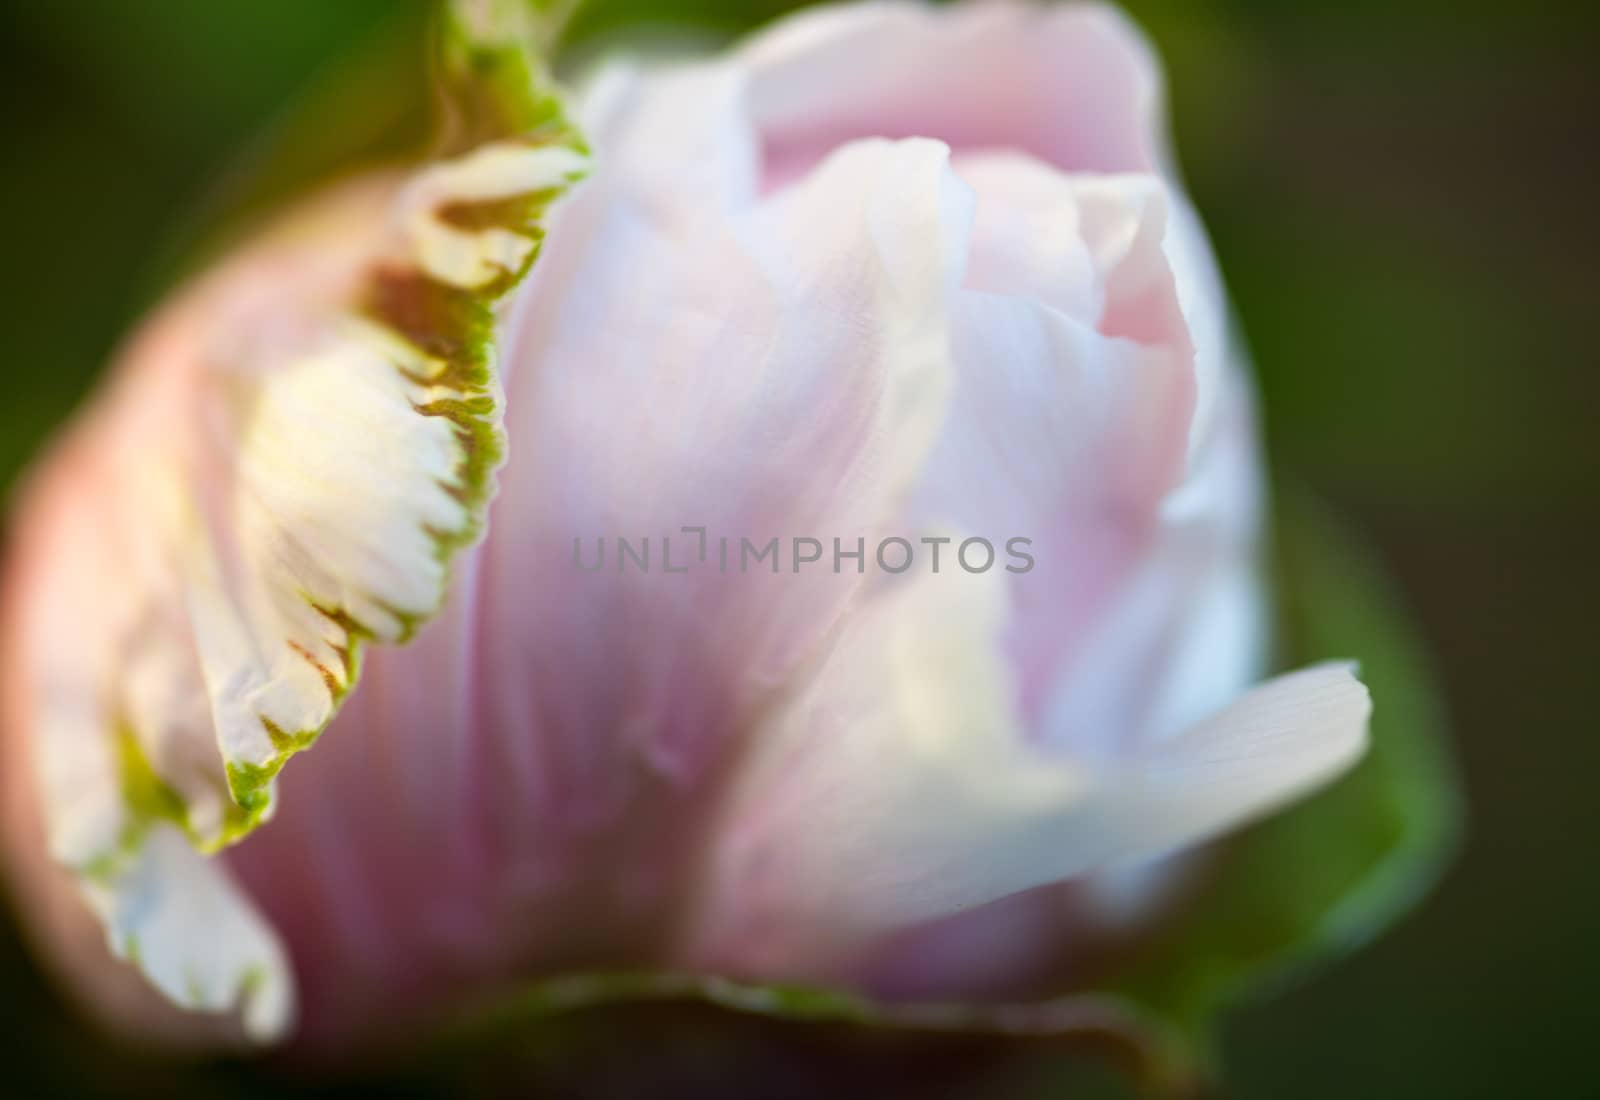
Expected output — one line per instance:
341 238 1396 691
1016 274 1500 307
746 2 1159 194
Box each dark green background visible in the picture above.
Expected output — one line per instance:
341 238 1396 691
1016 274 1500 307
1 1 1595 1096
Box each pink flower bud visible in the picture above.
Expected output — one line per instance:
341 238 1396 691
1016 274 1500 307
0 1 1368 1052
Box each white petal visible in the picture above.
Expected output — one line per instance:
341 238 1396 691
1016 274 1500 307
81 829 292 1042
887 165 1201 745
1078 662 1370 858
473 135 973 816
573 60 762 218
1040 369 1269 760
690 566 1369 970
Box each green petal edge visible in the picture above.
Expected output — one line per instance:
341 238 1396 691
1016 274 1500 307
206 0 588 824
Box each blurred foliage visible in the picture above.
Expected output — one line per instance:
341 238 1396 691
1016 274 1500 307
1109 488 1461 1063
0 0 1595 1097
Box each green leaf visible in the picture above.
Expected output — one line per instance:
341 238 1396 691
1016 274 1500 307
1106 485 1463 1079
412 973 1167 1098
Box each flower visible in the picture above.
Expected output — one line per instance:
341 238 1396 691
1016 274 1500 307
0 0 1369 1054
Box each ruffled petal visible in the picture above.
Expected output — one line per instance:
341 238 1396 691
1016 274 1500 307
734 1 1239 463
1 5 587 1038
905 162 1197 729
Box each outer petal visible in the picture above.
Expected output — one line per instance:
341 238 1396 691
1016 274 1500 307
687 567 1369 978
0 10 588 1039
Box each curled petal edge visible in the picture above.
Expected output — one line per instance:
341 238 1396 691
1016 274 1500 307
4 2 589 1040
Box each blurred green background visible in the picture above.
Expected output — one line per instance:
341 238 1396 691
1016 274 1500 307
0 0 1594 1096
